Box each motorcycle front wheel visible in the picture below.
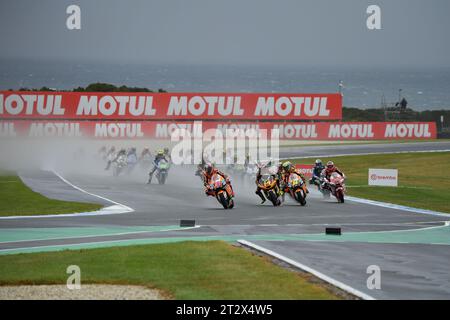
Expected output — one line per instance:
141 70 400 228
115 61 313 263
294 189 306 206
267 190 280 206
336 189 345 203
217 192 229 209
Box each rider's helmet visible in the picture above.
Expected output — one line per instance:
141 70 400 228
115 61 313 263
282 161 293 171
110 146 116 152
204 162 214 175
326 161 335 170
119 148 126 154
315 159 322 166
157 149 164 156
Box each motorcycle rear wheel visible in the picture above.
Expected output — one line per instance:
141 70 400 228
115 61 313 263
267 190 280 206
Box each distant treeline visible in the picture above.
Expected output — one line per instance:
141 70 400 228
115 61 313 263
11 82 167 93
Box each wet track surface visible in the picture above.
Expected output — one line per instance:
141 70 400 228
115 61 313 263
1 141 450 299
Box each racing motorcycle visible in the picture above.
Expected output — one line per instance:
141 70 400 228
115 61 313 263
155 159 170 185
286 172 307 206
257 174 281 206
126 152 138 174
112 154 128 177
310 174 331 199
326 172 346 203
206 173 234 209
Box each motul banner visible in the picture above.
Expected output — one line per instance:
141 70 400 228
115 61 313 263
0 91 342 120
0 121 437 140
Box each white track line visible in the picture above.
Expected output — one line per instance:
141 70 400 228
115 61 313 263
0 170 134 219
238 239 376 300
346 196 449 218
51 170 133 211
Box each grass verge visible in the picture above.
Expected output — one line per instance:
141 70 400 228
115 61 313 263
0 171 102 216
0 241 340 299
291 151 450 213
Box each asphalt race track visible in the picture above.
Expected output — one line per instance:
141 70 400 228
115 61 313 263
1 141 450 300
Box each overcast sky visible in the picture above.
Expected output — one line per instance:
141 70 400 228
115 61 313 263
0 0 449 67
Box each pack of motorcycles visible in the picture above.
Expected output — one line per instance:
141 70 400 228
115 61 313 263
101 148 346 210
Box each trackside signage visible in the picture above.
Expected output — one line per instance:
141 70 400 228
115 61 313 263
368 169 398 187
0 121 437 140
295 164 314 178
0 91 342 120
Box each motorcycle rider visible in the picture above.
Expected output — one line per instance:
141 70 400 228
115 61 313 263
281 161 309 194
109 148 127 172
202 162 234 197
147 149 169 184
310 159 325 186
321 161 345 185
140 147 151 160
163 147 172 163
255 159 281 204
104 146 116 170
126 147 138 170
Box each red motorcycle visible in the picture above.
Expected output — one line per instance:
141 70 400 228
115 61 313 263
326 172 346 203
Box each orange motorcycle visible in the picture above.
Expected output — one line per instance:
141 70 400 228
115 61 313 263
285 172 307 206
206 173 235 209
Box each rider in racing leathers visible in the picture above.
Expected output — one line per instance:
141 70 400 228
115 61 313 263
104 146 116 170
147 149 169 184
310 159 325 186
281 161 309 194
321 161 345 188
202 163 234 197
255 159 282 204
163 147 172 163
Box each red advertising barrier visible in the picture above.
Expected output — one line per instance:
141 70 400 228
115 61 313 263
295 164 314 178
0 121 437 140
0 91 342 120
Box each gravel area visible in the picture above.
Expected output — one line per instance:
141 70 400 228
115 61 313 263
0 284 166 300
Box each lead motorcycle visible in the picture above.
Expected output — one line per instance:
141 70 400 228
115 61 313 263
206 173 234 209
257 174 281 206
286 172 307 206
326 172 346 203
